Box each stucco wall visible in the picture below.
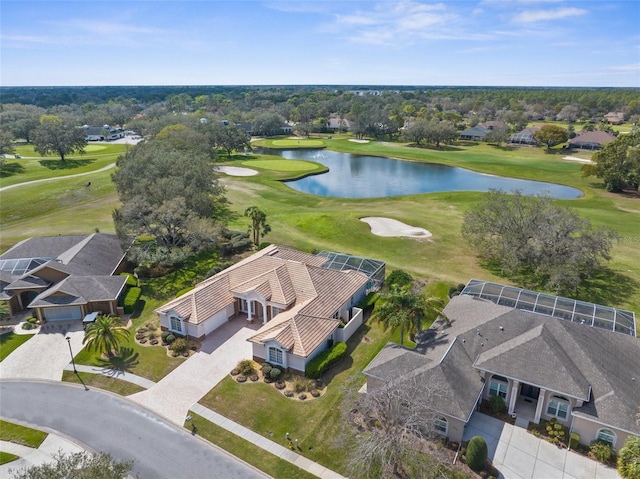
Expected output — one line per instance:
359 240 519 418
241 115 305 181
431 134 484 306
571 416 633 451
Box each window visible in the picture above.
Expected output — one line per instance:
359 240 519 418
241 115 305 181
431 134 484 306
434 417 448 435
170 316 182 333
596 429 616 448
271 306 283 317
489 375 508 399
268 347 283 366
240 300 255 314
546 396 569 419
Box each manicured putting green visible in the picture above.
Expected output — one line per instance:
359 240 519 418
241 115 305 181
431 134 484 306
270 139 325 147
242 159 318 172
84 144 107 152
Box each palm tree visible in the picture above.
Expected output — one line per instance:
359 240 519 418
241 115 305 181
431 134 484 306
373 285 447 346
244 206 271 246
83 315 130 358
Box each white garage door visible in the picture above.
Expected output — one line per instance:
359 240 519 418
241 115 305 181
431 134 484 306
44 306 82 321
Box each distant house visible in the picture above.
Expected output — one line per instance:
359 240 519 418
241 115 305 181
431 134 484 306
568 130 616 151
328 115 351 132
603 112 625 125
509 126 541 146
480 121 508 131
156 245 385 374
364 280 638 450
82 125 125 141
459 125 490 141
0 234 130 322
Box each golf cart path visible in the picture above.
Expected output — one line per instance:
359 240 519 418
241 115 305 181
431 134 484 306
0 162 116 192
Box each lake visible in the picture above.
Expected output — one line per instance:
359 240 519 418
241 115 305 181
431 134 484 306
265 149 583 199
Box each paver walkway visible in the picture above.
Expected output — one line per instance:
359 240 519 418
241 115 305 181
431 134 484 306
128 318 260 424
464 412 620 479
0 432 85 476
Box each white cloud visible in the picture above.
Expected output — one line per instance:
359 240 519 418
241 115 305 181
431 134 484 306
609 63 640 72
512 7 588 23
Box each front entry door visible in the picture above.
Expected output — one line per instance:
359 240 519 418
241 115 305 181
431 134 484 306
520 383 540 400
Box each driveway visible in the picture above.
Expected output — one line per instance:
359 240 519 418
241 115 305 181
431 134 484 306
463 413 620 479
0 323 84 381
128 318 260 424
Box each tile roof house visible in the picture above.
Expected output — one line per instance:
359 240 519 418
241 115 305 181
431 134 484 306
568 130 616 151
604 112 625 125
363 281 639 451
156 245 384 374
0 234 129 322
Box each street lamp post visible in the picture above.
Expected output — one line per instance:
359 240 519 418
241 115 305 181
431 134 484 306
65 336 77 374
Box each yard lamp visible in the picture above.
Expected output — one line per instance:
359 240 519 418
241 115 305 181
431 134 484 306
65 336 77 374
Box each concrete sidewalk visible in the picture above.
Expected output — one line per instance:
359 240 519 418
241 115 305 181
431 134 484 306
64 364 156 389
464 412 620 479
0 432 85 476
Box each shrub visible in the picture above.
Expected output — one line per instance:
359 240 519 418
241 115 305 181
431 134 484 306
386 269 413 289
269 367 281 380
161 331 171 341
172 338 188 354
590 440 615 464
236 359 255 376
569 433 580 449
466 436 488 472
165 334 176 344
617 435 640 479
261 363 272 375
488 395 506 414
291 376 314 393
120 273 138 287
357 291 378 311
305 342 347 379
257 242 271 250
122 287 142 314
22 322 36 330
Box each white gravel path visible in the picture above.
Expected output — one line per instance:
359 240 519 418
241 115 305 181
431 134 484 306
361 217 432 238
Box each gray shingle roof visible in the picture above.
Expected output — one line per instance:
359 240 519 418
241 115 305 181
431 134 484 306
28 276 127 308
365 293 640 434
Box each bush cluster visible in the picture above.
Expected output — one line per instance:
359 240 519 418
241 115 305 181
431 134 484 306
120 273 138 287
123 287 142 313
22 322 36 330
589 440 615 464
170 338 189 354
305 342 347 379
236 359 255 376
488 394 506 414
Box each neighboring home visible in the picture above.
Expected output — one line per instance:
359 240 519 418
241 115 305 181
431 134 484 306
568 130 616 151
0 234 129 322
156 245 385 374
509 126 541 146
604 112 625 125
481 121 508 131
363 279 638 451
328 115 351 132
459 125 490 141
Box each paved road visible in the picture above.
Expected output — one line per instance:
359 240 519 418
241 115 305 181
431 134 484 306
0 381 268 479
0 162 116 192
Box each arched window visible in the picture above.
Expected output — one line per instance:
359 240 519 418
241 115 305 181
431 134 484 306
546 395 569 419
489 375 508 399
596 429 616 448
434 417 448 435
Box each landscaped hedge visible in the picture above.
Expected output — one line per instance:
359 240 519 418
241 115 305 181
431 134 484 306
466 436 488 472
123 287 142 313
120 273 138 287
305 342 347 379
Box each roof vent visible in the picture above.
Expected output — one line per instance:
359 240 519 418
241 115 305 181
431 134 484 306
499 326 504 331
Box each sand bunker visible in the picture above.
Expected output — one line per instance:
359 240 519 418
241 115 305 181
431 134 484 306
348 139 370 143
563 156 593 164
214 166 258 176
361 217 432 239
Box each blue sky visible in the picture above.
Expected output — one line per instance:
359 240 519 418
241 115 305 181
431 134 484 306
1 0 639 87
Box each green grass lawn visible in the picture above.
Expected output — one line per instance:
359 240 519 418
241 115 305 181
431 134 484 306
199 318 391 475
1 143 127 187
0 451 19 465
258 138 326 148
0 419 48 448
0 332 35 361
61 371 146 396
186 412 317 479
241 159 322 172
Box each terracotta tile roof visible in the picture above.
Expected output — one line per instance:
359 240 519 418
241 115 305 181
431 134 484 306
157 245 370 355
